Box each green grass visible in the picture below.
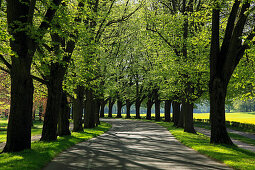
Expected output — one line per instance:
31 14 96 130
155 121 255 170
194 112 255 125
0 122 111 170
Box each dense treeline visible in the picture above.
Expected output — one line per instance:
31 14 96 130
0 0 254 152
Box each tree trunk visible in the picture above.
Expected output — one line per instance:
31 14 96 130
41 63 66 141
126 100 131 118
84 89 96 128
99 100 105 118
108 98 114 118
135 99 141 119
146 99 153 120
183 102 196 133
154 90 160 121
3 0 34 153
95 99 100 126
3 67 34 152
177 103 184 128
209 7 234 145
155 100 160 121
73 86 84 132
173 101 180 126
210 78 233 144
164 100 171 122
58 92 71 136
116 100 122 118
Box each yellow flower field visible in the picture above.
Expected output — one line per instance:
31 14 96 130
194 112 255 125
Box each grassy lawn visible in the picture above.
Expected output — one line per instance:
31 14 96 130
194 112 255 125
0 122 111 170
0 119 43 143
156 121 255 170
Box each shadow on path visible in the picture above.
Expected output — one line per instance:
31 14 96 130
44 119 231 170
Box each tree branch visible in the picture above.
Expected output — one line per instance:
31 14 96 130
31 75 48 85
106 4 142 26
146 27 180 56
0 66 10 74
0 54 12 70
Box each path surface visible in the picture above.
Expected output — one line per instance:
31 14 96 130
195 127 255 152
44 119 231 170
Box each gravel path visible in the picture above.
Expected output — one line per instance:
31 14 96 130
44 119 231 170
195 127 255 152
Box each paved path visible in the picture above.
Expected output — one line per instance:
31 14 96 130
195 127 255 152
44 119 231 170
227 129 255 140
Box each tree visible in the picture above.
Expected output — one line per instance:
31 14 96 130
1 0 62 152
209 0 255 145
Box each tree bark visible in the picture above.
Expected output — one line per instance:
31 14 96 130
164 100 171 122
135 99 141 119
57 92 71 136
126 100 131 118
99 99 105 118
3 67 34 152
210 78 233 144
73 86 84 132
41 64 65 141
84 89 96 128
146 99 153 120
172 101 180 126
108 98 114 118
95 99 100 126
183 102 196 133
3 0 34 153
116 100 122 118
154 90 160 121
177 103 184 128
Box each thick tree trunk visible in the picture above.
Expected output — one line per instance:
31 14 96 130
58 92 71 136
126 100 131 118
173 101 180 126
99 100 105 118
41 63 65 141
108 98 114 118
146 99 153 120
73 86 84 132
177 103 184 128
84 89 96 128
116 100 122 118
135 99 141 119
210 78 233 144
209 7 234 145
164 100 171 122
3 68 34 152
183 102 196 133
3 0 34 153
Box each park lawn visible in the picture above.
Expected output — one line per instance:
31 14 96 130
194 112 255 125
156 121 255 170
0 122 111 170
0 120 43 143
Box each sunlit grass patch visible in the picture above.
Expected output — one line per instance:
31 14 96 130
0 122 111 170
193 112 255 125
